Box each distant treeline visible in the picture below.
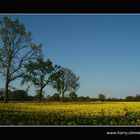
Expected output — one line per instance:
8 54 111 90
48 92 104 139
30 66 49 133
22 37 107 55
0 89 140 102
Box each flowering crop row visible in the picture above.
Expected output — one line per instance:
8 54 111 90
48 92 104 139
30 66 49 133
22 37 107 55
0 102 140 125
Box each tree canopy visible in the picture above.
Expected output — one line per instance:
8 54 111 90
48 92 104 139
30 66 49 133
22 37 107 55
21 58 60 102
51 67 80 102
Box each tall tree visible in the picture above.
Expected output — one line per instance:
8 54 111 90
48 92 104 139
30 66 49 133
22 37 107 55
51 67 80 102
0 16 41 102
21 58 60 102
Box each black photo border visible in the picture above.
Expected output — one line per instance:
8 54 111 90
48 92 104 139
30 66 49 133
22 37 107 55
0 0 140 138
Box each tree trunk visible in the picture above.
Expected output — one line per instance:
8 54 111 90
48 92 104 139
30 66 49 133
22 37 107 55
61 92 64 102
4 68 10 103
39 88 43 103
4 78 9 103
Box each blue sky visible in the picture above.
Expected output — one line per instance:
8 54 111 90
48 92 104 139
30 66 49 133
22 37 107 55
0 14 140 98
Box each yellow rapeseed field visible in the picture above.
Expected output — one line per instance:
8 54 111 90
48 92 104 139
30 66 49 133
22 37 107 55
0 102 140 125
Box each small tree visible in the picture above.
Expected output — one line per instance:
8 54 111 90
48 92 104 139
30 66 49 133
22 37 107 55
51 93 60 101
69 92 77 102
10 89 28 101
98 93 106 101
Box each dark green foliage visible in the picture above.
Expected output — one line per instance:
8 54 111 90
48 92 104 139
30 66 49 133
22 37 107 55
125 96 135 101
98 94 106 101
0 88 4 100
135 94 140 101
51 93 60 101
125 94 140 101
69 92 77 101
10 90 28 101
77 96 90 102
